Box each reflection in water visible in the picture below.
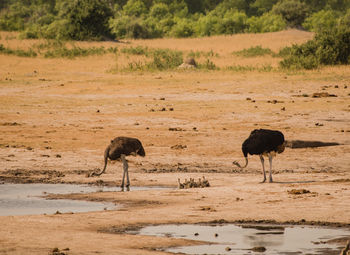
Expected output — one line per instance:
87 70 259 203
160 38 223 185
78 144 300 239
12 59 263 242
137 224 350 255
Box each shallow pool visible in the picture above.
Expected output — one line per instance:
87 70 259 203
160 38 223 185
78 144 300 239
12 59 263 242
137 224 350 255
0 183 166 216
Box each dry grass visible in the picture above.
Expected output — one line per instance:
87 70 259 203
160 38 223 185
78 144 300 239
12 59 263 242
0 29 315 70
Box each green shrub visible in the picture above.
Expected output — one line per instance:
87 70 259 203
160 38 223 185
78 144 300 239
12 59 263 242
302 10 339 32
120 48 183 71
0 3 30 31
0 44 37 57
276 46 292 57
280 26 350 69
169 18 195 38
121 46 149 56
146 49 183 70
198 58 218 70
234 45 273 57
123 0 147 17
247 12 286 33
227 64 274 72
52 0 113 40
272 0 309 28
43 45 117 59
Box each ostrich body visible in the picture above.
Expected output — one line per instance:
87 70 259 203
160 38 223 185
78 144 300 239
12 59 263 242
91 137 145 191
233 129 285 183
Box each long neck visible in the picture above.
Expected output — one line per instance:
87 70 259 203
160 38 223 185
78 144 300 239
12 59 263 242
93 146 109 176
234 157 248 168
102 146 110 172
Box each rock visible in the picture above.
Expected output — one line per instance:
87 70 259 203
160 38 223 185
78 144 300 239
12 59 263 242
178 58 197 69
287 189 311 195
312 92 337 98
184 58 197 66
251 246 266 252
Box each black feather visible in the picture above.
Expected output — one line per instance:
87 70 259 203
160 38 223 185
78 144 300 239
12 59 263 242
108 137 145 160
242 129 284 157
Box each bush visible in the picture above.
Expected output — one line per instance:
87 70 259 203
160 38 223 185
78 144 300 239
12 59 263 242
234 45 273 57
302 10 339 32
272 0 309 28
0 3 30 31
247 12 286 33
280 26 350 69
0 44 37 57
123 0 147 17
169 18 195 38
52 0 113 40
147 49 183 70
110 16 150 39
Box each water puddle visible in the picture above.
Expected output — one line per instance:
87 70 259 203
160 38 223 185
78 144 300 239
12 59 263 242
136 224 350 255
0 183 167 216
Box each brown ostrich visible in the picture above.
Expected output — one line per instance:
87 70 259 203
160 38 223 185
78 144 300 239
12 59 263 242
90 137 145 191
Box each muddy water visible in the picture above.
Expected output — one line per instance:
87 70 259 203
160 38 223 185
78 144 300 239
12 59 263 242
0 184 167 216
137 224 350 255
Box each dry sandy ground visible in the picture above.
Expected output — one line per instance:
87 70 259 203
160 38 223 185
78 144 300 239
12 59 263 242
0 30 350 254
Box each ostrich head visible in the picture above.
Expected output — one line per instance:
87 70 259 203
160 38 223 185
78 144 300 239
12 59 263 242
137 145 146 157
232 147 248 168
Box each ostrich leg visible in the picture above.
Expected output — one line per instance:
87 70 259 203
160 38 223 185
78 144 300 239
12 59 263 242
259 155 266 183
120 154 130 191
268 154 273 183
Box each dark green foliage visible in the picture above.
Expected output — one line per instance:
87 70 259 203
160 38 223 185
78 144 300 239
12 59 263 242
250 0 278 15
51 0 113 40
280 26 350 69
272 0 309 28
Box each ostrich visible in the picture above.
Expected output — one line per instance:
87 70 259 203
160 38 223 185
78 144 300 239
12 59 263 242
233 129 285 183
90 137 145 191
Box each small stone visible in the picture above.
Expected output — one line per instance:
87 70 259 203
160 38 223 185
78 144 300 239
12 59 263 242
251 246 266 252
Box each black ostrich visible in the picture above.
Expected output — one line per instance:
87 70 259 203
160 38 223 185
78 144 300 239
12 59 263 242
90 137 145 191
233 129 285 183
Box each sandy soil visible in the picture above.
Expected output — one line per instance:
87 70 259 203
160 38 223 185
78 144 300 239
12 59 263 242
0 30 350 254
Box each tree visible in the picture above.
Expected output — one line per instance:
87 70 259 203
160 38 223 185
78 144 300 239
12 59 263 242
51 0 113 40
250 0 278 15
123 0 147 17
272 0 309 28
